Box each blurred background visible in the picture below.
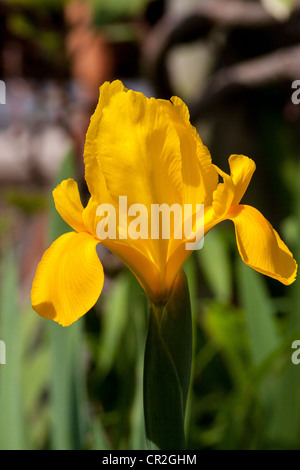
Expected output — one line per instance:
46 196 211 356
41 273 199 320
1 0 300 450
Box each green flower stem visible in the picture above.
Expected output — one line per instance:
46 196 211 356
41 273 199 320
143 270 193 450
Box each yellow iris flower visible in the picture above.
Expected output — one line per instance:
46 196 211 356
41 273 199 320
31 80 297 326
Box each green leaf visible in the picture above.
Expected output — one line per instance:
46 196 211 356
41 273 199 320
203 301 251 389
198 228 232 303
90 416 111 450
0 250 26 449
98 272 132 377
143 270 192 450
49 320 88 450
265 159 300 448
237 260 280 366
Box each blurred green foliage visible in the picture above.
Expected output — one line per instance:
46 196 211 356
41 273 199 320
93 0 149 25
7 13 62 54
5 189 48 215
1 0 300 452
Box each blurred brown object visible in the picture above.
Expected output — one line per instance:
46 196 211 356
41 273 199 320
64 0 115 188
2 40 23 77
65 0 114 102
142 0 300 121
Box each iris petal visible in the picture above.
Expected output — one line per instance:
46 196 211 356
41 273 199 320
170 96 218 206
93 88 182 209
229 154 256 206
53 179 86 233
227 204 297 285
212 155 256 217
83 81 124 204
31 231 103 326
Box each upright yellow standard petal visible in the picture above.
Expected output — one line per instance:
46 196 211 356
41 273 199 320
92 87 183 209
31 232 103 326
83 80 124 204
170 95 218 206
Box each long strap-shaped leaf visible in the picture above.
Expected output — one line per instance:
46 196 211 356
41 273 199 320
143 270 192 450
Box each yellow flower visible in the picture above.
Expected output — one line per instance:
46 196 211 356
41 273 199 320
31 80 297 326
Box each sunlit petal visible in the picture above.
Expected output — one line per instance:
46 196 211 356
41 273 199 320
53 178 86 233
82 196 100 237
102 237 168 303
170 96 218 206
229 154 256 206
83 81 124 204
212 155 256 217
92 87 183 209
227 204 297 285
31 231 103 326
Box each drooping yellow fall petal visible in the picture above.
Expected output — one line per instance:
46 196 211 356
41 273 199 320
31 231 103 326
227 204 297 285
53 179 86 233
